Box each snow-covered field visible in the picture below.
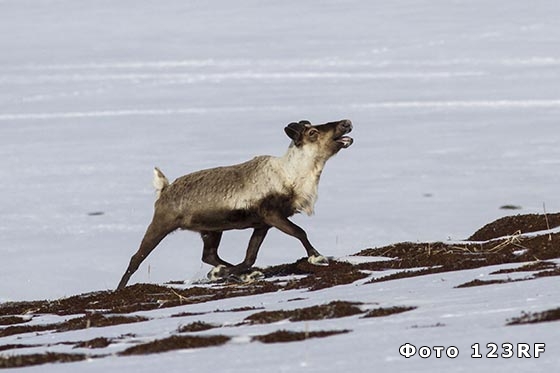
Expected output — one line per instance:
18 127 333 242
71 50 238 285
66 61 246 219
2 258 560 373
1 0 559 371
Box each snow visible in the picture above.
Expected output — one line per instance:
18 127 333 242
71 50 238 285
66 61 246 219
3 261 559 372
1 0 560 371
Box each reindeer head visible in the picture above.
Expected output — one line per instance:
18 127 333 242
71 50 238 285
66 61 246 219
284 119 353 157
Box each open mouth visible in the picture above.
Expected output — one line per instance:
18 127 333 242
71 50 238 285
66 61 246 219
333 120 353 149
335 136 354 148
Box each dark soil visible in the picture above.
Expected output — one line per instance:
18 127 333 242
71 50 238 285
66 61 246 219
0 260 363 321
457 262 560 288
468 213 560 241
532 267 560 278
490 261 557 274
358 234 559 271
61 314 148 331
507 307 560 325
253 329 350 343
358 214 560 283
264 258 369 291
0 353 87 369
0 283 282 317
366 268 439 284
287 297 308 302
73 337 112 349
0 344 39 352
214 306 264 313
455 278 520 288
362 306 417 318
170 311 207 318
0 316 29 326
0 314 148 338
244 301 365 324
119 335 231 356
178 321 218 333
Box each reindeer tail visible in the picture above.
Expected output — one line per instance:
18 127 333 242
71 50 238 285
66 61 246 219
153 167 170 200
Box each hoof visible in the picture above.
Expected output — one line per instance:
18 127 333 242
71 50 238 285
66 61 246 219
308 255 329 266
240 270 265 283
207 265 227 282
229 270 265 284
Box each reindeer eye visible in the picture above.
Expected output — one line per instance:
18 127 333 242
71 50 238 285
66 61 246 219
308 129 319 140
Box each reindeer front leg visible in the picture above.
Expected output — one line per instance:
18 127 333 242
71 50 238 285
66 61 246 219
263 213 329 266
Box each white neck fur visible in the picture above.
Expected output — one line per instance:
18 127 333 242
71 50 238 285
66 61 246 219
279 142 329 215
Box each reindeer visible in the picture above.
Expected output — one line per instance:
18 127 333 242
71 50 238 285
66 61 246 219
117 119 353 289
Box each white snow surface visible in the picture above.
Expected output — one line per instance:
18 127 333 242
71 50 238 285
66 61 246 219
1 0 559 371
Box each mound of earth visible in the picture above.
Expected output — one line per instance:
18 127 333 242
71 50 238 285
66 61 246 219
468 212 560 241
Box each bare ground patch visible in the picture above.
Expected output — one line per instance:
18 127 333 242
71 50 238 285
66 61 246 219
73 337 112 349
0 344 40 352
0 316 29 326
490 261 558 274
362 306 417 318
455 278 522 288
358 213 560 283
264 259 369 291
0 353 88 369
178 321 218 333
253 329 350 343
119 335 231 356
0 314 148 338
507 308 560 325
244 301 365 324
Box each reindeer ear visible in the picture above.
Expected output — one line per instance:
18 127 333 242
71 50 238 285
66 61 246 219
284 122 305 145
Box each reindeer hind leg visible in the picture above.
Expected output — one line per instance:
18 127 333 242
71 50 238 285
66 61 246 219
201 231 232 267
117 213 178 290
201 231 238 281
